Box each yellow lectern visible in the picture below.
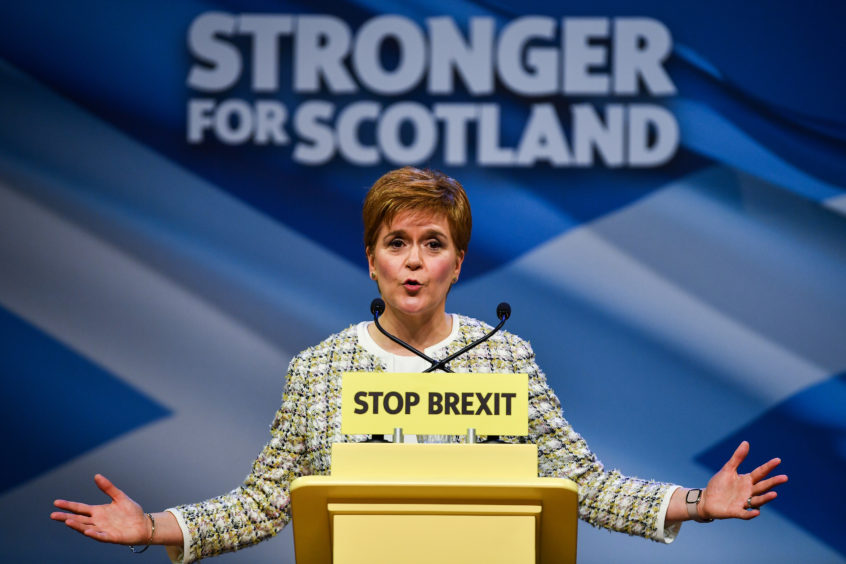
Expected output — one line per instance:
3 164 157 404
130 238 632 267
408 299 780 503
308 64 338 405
290 442 578 564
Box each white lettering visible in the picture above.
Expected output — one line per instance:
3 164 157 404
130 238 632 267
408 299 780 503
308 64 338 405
628 104 678 165
614 18 675 95
187 99 216 142
293 100 336 164
497 16 558 96
187 13 678 98
353 15 426 95
238 15 293 91
294 15 357 93
478 105 515 165
378 102 437 164
516 104 571 166
187 13 241 91
337 101 380 165
563 18 610 95
572 103 623 166
214 99 254 144
434 103 477 166
253 100 289 144
427 17 494 95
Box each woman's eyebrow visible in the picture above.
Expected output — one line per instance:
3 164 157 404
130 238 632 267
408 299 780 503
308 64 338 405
423 229 447 239
382 228 407 239
382 227 447 239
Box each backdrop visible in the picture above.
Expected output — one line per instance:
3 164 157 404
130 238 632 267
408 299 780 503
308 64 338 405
1 1 844 562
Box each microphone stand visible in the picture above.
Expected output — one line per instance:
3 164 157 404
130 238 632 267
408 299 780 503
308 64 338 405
368 299 511 444
370 299 511 374
371 299 450 371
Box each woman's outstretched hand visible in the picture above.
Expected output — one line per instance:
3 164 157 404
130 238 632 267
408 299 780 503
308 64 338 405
50 474 150 545
700 441 788 520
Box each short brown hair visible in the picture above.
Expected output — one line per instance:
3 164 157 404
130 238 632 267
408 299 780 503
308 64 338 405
363 167 472 254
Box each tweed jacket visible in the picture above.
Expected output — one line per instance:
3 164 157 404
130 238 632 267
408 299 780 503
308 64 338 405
171 315 675 562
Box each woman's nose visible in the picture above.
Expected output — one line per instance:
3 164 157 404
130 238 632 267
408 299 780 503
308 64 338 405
406 245 422 268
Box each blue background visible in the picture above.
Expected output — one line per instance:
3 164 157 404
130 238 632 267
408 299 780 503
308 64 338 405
0 1 844 562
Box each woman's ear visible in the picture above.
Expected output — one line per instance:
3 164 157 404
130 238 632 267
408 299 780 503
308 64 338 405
453 250 465 280
366 247 378 282
366 247 374 271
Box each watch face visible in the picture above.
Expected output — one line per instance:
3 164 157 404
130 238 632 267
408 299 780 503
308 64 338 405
686 489 700 503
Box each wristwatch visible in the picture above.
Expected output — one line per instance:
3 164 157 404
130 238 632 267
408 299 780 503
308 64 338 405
685 488 714 522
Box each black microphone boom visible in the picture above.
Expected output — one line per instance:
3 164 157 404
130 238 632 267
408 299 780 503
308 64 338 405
370 298 448 370
424 302 511 373
368 299 512 373
368 299 512 445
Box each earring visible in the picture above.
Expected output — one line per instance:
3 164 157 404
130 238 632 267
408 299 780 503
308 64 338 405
370 272 377 280
452 277 458 283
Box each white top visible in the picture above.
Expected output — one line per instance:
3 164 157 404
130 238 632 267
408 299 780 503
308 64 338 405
356 314 460 373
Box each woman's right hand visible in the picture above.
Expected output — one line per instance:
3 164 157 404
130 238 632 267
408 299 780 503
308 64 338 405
50 474 150 545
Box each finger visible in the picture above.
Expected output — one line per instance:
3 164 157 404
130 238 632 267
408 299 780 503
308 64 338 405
51 511 96 525
66 516 96 527
66 519 115 543
737 508 760 520
753 473 788 495
64 518 98 535
750 491 778 509
722 441 750 472
94 474 126 503
749 457 782 482
53 499 93 516
50 511 74 522
83 527 115 543
67 518 117 543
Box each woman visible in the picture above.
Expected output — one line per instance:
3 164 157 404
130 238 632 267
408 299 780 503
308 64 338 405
51 167 787 562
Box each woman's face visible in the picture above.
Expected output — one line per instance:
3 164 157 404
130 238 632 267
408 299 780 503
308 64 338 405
367 210 464 321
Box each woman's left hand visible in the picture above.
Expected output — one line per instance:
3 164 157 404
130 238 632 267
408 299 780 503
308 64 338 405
699 441 788 520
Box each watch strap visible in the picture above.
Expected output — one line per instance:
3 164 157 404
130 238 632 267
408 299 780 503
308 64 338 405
685 488 714 523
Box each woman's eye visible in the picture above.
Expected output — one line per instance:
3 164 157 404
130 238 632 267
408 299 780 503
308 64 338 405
389 239 404 248
427 240 443 250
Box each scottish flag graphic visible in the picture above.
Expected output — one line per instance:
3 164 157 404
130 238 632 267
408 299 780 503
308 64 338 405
1 1 844 562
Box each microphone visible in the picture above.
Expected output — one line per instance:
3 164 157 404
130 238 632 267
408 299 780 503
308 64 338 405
496 302 511 322
370 299 448 371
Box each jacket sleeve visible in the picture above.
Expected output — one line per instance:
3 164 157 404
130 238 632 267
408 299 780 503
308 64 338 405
170 354 310 562
514 336 676 542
